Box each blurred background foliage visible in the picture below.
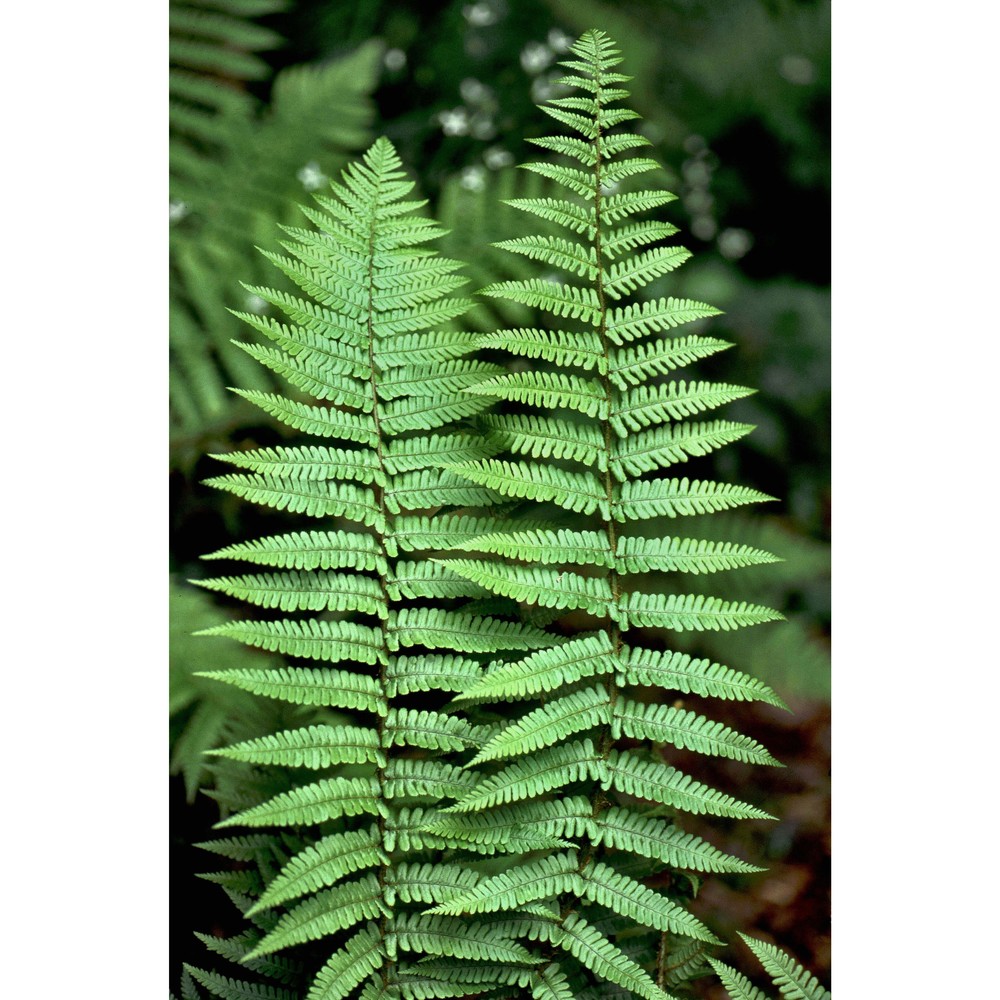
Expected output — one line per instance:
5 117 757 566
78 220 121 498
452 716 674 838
170 0 829 992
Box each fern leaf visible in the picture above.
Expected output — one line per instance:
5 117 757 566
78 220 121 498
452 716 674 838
437 559 615 616
601 751 776 820
210 725 384 768
384 433 495 474
428 852 580 916
467 371 609 419
201 530 384 572
601 220 680 259
247 874 387 959
456 634 616 703
469 686 611 765
606 298 722 345
620 592 784 632
611 421 754 477
480 278 601 322
384 654 482 697
530 964 575 1000
209 444 381 483
450 460 607 516
613 699 779 765
383 708 485 752
231 390 378 445
738 936 831 1000
250 827 385 914
184 965 296 1000
447 739 602 812
480 414 606 468
456 527 613 568
205 473 380 523
620 647 786 707
306 923 385 1000
195 618 383 664
616 478 776 521
216 776 385 829
383 759 478 801
707 960 771 1000
192 570 385 614
579 859 719 942
389 861 481 905
387 609 558 653
611 381 754 434
477 327 606 370
540 913 674 1000
391 913 536 964
596 808 764 874
193 667 387 713
608 335 732 387
615 536 779 575
604 246 692 299
492 234 598 278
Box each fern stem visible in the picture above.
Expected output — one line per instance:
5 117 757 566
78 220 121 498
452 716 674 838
365 161 397 988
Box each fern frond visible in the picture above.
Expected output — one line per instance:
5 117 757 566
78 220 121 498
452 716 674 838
707 960 771 1000
601 751 776 820
537 913 673 1000
469 687 611 765
247 875 387 959
210 725 384 768
480 279 601 322
216 776 385 829
450 460 607 516
195 618 383 664
250 827 385 914
446 739 602 812
619 647 786 707
579 859 719 942
611 421 754 477
611 381 754 434
193 570 385 614
387 609 559 653
455 527 613 568
738 936 831 1000
184 965 297 1000
613 700 779 765
619 593 784 632
306 923 385 1000
606 298 722 345
202 530 384 572
437 560 615 616
193 667 387 713
467 371 609 419
616 479 776 521
428 852 580 916
477 327 606 370
391 913 536 964
455 634 616 703
595 808 764 874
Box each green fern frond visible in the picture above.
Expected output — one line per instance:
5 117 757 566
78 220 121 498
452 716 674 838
601 751 776 820
216 776 385 829
738 936 831 1000
613 700 780 765
435 27 788 990
194 667 386 712
578 859 718 942
210 725 384 768
595 808 763 874
250 827 385 914
184 964 297 1000
455 634 616 703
